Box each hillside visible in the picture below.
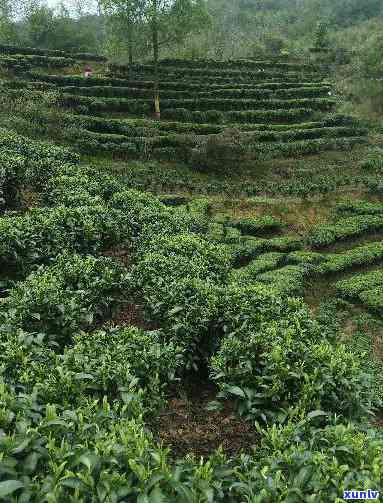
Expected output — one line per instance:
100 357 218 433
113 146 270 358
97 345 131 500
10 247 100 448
0 44 383 501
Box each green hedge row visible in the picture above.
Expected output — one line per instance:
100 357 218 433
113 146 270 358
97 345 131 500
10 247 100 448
231 235 304 266
230 251 285 283
316 241 383 274
179 73 325 86
197 137 366 168
57 84 331 101
1 79 56 91
28 71 326 92
57 93 336 115
358 287 383 311
65 113 224 135
158 57 316 71
256 264 308 295
58 93 152 114
0 53 76 70
0 55 30 71
308 214 383 248
159 97 336 112
227 215 284 236
59 111 356 137
109 62 321 81
0 44 107 61
74 126 365 150
162 107 314 124
360 149 383 171
69 130 366 163
335 199 383 216
336 269 383 305
239 126 367 143
232 240 383 288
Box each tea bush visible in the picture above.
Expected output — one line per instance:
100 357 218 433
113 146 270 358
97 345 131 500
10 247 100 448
336 199 383 215
0 205 130 274
359 288 383 311
227 215 283 236
308 214 383 248
0 326 182 412
257 264 309 295
0 44 106 61
211 288 373 422
317 241 383 274
131 234 231 362
233 421 383 501
0 153 25 212
230 252 285 283
2 254 129 343
336 269 383 299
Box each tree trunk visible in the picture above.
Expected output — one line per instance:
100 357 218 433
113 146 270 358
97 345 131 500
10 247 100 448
128 22 133 65
152 0 160 119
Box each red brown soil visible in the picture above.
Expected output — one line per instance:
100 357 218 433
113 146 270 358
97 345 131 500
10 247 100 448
102 246 131 267
155 385 258 458
108 302 159 331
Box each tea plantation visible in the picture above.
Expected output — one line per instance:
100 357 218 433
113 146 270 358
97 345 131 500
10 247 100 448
0 45 383 502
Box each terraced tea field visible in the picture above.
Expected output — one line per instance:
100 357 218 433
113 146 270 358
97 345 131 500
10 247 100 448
0 44 383 501
0 50 369 165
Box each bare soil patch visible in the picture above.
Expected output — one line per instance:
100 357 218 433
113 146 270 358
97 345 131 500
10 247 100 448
102 246 131 267
154 384 257 458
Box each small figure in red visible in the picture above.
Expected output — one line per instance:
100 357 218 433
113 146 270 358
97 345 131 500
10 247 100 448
84 65 93 78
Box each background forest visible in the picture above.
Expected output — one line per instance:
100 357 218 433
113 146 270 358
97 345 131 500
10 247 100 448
1 0 382 114
1 0 382 61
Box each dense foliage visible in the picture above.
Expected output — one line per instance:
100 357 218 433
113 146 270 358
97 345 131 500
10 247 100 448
0 128 382 501
1 0 383 493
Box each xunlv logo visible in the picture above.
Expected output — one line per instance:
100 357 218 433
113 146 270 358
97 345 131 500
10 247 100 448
343 490 379 500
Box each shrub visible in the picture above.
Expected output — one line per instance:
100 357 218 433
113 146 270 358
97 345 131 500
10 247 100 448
211 292 373 422
230 252 285 284
317 241 383 274
227 215 283 236
0 153 25 212
286 250 326 265
5 326 182 412
335 199 383 215
336 269 383 299
308 214 383 248
257 264 309 295
2 254 129 343
360 148 383 171
0 205 130 274
234 421 383 501
358 287 383 311
135 234 231 287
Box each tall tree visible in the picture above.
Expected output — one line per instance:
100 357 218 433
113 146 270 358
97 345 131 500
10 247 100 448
100 0 211 117
101 0 145 64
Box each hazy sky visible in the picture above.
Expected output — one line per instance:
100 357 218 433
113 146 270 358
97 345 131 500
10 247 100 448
44 0 98 13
